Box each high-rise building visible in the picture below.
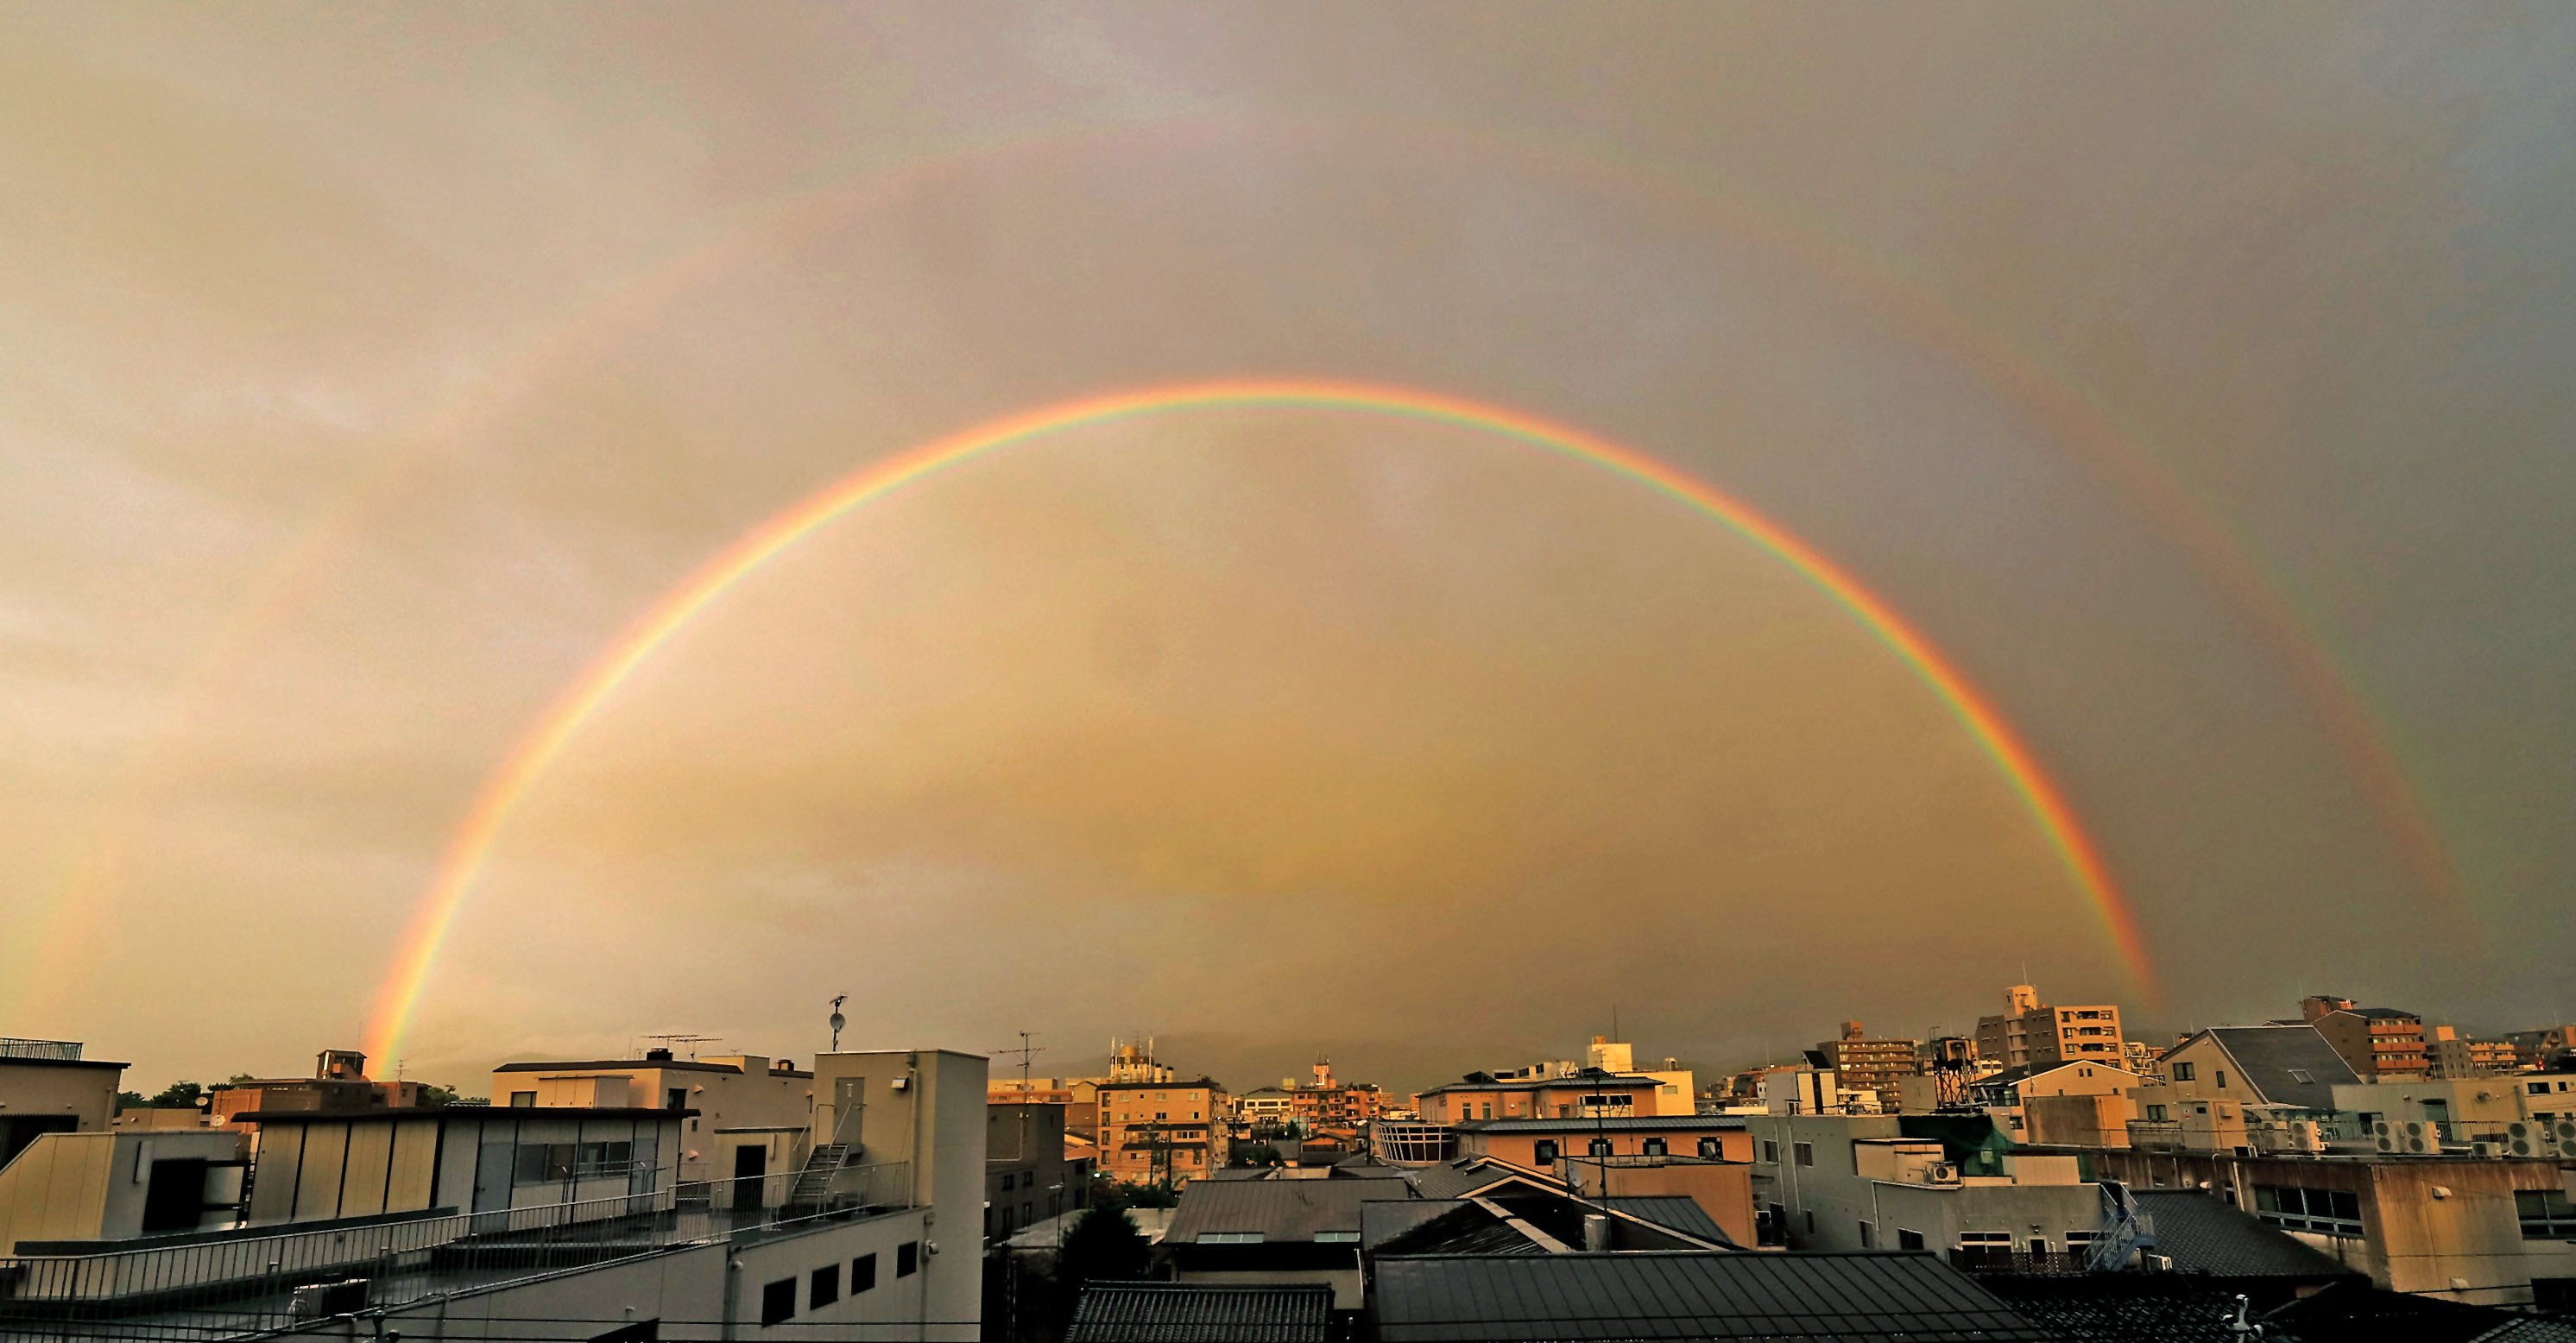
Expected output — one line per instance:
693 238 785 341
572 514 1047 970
1973 983 2126 1069
1815 1021 1919 1100
2425 1025 2518 1080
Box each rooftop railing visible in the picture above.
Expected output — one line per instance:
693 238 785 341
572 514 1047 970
0 1163 910 1340
0 1037 84 1062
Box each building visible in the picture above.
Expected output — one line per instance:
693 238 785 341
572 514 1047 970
2087 1144 2573 1306
2299 995 2431 1080
1484 1038 1696 1117
0 1044 987 1341
2426 1026 2520 1080
1412 1069 1661 1125
1817 1021 1920 1102
1159 1171 1410 1306
1973 983 2127 1070
208 1050 426 1125
0 1037 124 1172
489 1047 815 1183
988 1100 1070 1240
2505 1025 2576 1073
1370 1252 2055 1343
1448 1115 1756 1245
1096 1076 1224 1188
1747 1110 2112 1260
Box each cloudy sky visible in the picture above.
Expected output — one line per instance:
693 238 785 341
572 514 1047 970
3 4 2570 1095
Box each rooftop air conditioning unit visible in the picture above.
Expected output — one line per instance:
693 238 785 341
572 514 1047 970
2371 1120 2396 1154
2472 1139 2504 1160
2402 1120 2429 1154
1927 1163 1958 1183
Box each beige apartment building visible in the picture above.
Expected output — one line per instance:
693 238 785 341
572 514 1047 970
1973 983 2126 1069
1095 1077 1223 1188
489 1047 814 1184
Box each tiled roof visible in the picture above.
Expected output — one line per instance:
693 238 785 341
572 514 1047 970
1372 1252 2052 1342
1981 1277 2295 1341
2129 1189 2358 1278
1165 1174 1412 1242
2202 1026 2363 1109
1363 1200 1549 1257
1405 1160 1546 1201
1067 1283 1332 1343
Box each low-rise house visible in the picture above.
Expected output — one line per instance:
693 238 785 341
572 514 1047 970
1411 1069 1660 1125
489 1047 813 1184
1159 1171 1411 1307
209 1050 424 1125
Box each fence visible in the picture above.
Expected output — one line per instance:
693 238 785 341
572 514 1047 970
0 1037 84 1062
0 1163 910 1338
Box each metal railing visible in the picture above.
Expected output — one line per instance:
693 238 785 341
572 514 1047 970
1948 1247 2090 1277
0 1163 910 1338
0 1037 84 1062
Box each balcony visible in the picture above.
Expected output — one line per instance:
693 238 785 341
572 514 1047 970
1948 1248 2089 1277
0 1164 911 1340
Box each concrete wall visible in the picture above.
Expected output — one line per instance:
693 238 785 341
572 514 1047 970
809 1048 986 1342
0 1060 122 1134
0 1130 243 1252
492 1062 815 1183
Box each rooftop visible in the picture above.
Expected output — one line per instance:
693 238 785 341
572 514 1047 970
2128 1189 2361 1279
491 1057 811 1077
2200 1026 2364 1109
1067 1283 1332 1343
1372 1252 2053 1342
1165 1174 1411 1243
1455 1114 1746 1133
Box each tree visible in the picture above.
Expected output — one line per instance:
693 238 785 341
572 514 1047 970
115 1090 146 1111
1048 1207 1152 1320
415 1083 461 1107
148 1081 206 1108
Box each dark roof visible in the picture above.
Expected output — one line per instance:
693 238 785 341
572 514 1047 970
2130 1189 2359 1279
1372 1252 2052 1342
1363 1200 1549 1257
1597 1195 1731 1245
1096 1077 1221 1093
1067 1283 1331 1343
2348 1006 2421 1021
1406 1160 1541 1201
2201 1026 2363 1109
2263 1279 2576 1343
1165 1175 1411 1242
491 1058 814 1077
1456 1114 1745 1133
0 1055 128 1071
1417 1069 1657 1096
1982 1276 2307 1342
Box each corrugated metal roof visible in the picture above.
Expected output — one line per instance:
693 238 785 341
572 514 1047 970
1372 1252 2055 1342
1067 1283 1332 1343
2202 1026 2362 1109
2129 1189 2360 1279
1457 1115 1746 1133
1597 1195 1731 1245
1165 1174 1414 1242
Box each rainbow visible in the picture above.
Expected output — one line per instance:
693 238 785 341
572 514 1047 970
360 378 2156 1063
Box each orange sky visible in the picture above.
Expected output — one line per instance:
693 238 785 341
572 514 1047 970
2 4 2570 1094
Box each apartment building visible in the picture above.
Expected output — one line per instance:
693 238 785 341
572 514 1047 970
1412 1069 1662 1125
490 1047 814 1183
1096 1077 1224 1188
1746 1110 2108 1260
988 1100 1070 1240
1973 984 2126 1069
1485 1038 1696 1116
1816 1021 1919 1101
2506 1025 2576 1073
2427 1025 2522 1080
2298 996 2430 1080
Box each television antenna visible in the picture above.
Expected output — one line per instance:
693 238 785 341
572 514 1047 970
642 1033 720 1061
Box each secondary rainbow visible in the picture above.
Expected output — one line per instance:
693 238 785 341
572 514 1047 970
362 378 2156 1062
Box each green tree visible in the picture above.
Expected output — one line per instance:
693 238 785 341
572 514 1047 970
148 1081 206 1108
1048 1206 1152 1318
115 1090 146 1111
415 1083 461 1108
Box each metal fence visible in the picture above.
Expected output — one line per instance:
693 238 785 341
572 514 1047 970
0 1037 84 1062
0 1163 910 1339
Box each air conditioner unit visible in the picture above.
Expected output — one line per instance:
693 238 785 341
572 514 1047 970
2472 1139 2504 1160
1927 1163 1958 1183
2554 1119 2576 1148
2372 1120 2396 1154
2402 1121 2429 1155
2286 1121 2326 1154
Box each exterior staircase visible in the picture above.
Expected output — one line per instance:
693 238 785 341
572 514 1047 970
788 1143 856 1206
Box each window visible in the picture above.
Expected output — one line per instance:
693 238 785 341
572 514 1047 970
2532 1081 2552 1095
851 1253 877 1292
1480 1103 1493 1119
761 1278 796 1327
1314 1231 1360 1243
1897 1229 1925 1251
810 1265 839 1309
2252 1185 2364 1238
2287 1069 2314 1084
1196 1232 1265 1244
667 1088 689 1111
1642 1138 1668 1157
1588 1138 1613 1157
896 1241 919 1277
2215 1070 2227 1088
1533 1140 1559 1164
1697 1138 1722 1159
2172 1063 2195 1082
1959 1232 2011 1247
1761 1139 1780 1164
1803 1210 1815 1234
1794 1141 1815 1167
2146 1105 2169 1122
509 1091 536 1107
2519 1190 2576 1239
1858 1221 1874 1248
